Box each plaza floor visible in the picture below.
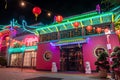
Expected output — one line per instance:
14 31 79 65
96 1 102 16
0 68 112 80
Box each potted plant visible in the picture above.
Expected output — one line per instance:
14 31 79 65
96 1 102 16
111 46 120 80
0 57 7 67
95 51 110 78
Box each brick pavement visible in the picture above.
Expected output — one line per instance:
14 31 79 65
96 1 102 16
0 68 111 80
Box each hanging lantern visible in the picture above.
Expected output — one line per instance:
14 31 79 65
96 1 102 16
6 36 10 41
5 26 11 29
96 27 102 34
0 32 2 37
73 22 80 28
86 26 93 32
55 15 63 23
104 28 109 33
32 6 41 21
73 22 80 32
115 30 120 35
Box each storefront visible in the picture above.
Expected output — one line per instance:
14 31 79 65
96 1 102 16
8 35 38 68
9 46 37 68
35 6 120 72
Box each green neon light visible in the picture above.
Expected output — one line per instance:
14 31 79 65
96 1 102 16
100 16 103 23
42 29 46 33
90 19 93 25
55 26 59 32
8 46 38 54
110 6 120 12
8 46 25 54
47 28 53 32
36 12 113 34
25 46 38 51
115 14 120 21
63 24 67 30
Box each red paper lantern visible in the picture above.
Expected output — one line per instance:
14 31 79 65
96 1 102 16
115 30 120 35
6 36 10 41
0 32 2 37
73 22 80 28
32 6 41 20
104 28 109 33
55 15 63 23
5 26 11 29
86 26 93 32
96 27 102 34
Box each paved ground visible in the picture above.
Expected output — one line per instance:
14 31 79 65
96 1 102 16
0 68 112 80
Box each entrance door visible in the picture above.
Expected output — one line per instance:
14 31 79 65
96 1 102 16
60 47 83 71
23 51 36 68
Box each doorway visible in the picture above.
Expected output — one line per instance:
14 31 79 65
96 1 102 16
60 46 84 72
23 51 37 68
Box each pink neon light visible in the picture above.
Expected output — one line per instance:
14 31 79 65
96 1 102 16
23 35 38 46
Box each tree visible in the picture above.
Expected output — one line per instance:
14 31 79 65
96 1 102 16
95 51 110 78
0 57 7 66
111 46 120 79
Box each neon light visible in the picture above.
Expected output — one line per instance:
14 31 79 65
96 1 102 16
90 19 93 25
115 14 120 21
8 46 37 54
36 12 113 34
47 28 53 32
54 38 87 46
80 22 84 27
42 29 46 33
71 23 74 28
55 26 59 32
112 14 114 22
100 16 103 23
23 35 38 46
63 24 67 30
22 20 35 34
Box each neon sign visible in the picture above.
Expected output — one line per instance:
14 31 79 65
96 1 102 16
23 35 38 46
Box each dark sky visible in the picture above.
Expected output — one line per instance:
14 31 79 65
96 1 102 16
0 0 101 25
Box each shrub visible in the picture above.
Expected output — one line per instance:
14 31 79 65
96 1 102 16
0 57 7 66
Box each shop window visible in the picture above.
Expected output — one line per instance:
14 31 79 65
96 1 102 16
10 53 22 66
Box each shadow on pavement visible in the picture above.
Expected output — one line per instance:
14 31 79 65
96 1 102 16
25 77 63 80
88 76 110 80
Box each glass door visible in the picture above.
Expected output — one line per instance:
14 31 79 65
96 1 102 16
23 51 36 68
60 47 83 72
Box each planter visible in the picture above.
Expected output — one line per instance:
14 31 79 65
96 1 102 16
99 69 107 78
115 71 120 80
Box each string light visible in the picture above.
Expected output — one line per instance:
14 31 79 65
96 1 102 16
20 1 26 7
47 12 51 17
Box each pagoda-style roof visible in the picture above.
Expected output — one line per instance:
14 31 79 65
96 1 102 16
35 6 120 35
35 11 113 35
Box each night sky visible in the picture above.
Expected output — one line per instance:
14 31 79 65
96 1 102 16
0 0 101 25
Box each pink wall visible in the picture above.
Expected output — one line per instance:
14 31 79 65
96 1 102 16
36 42 60 70
36 34 120 71
82 34 120 70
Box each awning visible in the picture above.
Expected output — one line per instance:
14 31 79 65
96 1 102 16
53 37 88 46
